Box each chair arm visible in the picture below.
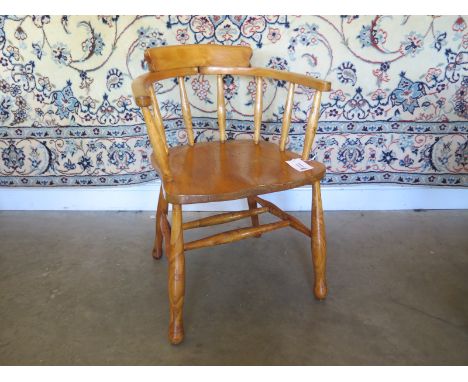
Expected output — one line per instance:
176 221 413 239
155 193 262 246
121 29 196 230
199 66 331 92
131 67 199 107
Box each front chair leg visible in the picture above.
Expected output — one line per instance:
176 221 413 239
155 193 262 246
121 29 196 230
168 204 185 344
152 187 168 259
311 180 327 300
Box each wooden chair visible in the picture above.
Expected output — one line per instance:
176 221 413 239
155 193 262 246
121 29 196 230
132 44 331 344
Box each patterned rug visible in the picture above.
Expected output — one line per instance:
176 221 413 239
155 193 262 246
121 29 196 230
0 15 467 187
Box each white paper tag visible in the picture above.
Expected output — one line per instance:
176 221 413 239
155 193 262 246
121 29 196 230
286 158 314 172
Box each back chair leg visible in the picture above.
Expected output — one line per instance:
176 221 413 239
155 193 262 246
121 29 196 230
247 196 262 238
153 187 168 259
311 180 327 300
168 204 186 344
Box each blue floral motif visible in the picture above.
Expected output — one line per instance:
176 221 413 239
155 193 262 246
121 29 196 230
106 68 123 90
137 27 167 49
0 16 6 50
432 31 447 52
11 60 36 92
51 81 80 119
2 143 25 170
288 23 320 58
357 24 386 48
399 154 415 167
77 155 93 170
379 150 398 165
343 88 371 119
82 32 105 55
167 15 289 48
51 42 72 65
108 141 136 169
390 73 426 114
222 75 237 100
444 49 468 83
337 61 357 85
337 138 365 169
454 140 467 167
96 94 120 124
267 57 289 87
0 95 12 123
400 32 424 57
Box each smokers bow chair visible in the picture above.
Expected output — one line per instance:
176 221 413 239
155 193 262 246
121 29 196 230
132 44 331 344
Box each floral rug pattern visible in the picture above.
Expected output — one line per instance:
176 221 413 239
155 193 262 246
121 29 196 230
0 15 467 187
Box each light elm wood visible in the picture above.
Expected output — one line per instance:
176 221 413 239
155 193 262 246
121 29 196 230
217 75 227 143
132 44 332 345
149 85 168 153
154 141 326 204
183 207 268 230
153 187 168 259
279 82 296 151
144 44 253 72
178 77 195 146
161 212 171 257
199 66 331 92
184 220 290 251
253 76 263 144
132 67 199 107
253 196 311 238
311 180 327 300
168 204 185 345
140 107 172 181
247 196 261 237
302 90 322 161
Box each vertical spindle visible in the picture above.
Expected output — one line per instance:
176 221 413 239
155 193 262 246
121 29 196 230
253 76 263 144
178 76 195 146
217 75 226 143
302 90 322 161
279 82 296 151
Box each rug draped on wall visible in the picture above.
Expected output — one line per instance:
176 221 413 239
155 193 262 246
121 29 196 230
0 15 466 187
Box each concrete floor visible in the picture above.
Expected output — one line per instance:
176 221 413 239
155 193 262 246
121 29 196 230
0 210 467 365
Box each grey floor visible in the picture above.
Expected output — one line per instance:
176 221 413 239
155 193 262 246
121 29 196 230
0 210 467 365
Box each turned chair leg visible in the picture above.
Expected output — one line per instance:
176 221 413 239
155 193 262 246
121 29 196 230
152 187 168 259
247 196 261 238
168 204 185 344
311 180 327 300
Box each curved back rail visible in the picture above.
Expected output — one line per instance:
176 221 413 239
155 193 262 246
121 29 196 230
131 45 331 183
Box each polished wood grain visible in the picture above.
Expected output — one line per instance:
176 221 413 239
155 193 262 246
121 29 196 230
132 44 332 345
279 82 296 151
144 44 252 72
153 140 325 204
132 67 199 107
302 90 322 160
253 76 263 144
311 180 327 300
178 77 195 146
149 85 168 153
199 66 331 92
253 196 311 237
184 220 290 251
161 211 171 257
168 204 185 344
217 75 227 142
247 196 261 237
153 187 168 259
141 107 172 181
183 207 268 230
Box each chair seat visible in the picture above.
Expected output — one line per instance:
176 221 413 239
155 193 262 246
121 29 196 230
152 140 325 204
